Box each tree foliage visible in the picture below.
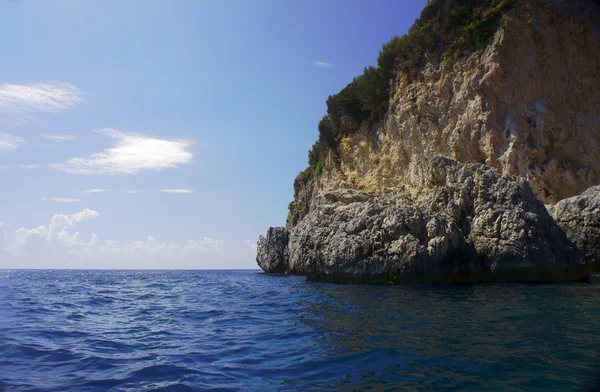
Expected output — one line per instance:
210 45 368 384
308 140 320 167
317 115 336 149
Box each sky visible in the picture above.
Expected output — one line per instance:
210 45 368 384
0 0 428 269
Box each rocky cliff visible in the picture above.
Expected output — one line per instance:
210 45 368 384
257 0 600 283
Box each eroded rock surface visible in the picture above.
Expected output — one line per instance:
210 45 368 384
256 227 289 273
549 186 600 272
327 2 600 204
258 157 589 283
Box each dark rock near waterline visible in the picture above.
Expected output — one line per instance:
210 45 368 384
549 186 600 273
256 157 590 283
256 227 289 273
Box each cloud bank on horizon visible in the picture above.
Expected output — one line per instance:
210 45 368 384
0 209 257 269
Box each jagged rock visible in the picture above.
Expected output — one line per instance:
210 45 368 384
257 157 590 283
548 186 600 272
256 0 599 283
256 227 289 273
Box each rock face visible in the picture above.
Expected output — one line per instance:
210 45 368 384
328 1 600 204
256 227 289 273
258 157 589 283
256 0 599 283
549 186 600 272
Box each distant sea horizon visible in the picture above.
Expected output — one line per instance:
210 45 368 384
1 268 262 271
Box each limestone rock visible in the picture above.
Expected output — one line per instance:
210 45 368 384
257 0 599 283
548 186 600 272
323 1 600 204
258 157 589 283
256 227 289 273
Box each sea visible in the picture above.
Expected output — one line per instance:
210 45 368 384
1 269 599 391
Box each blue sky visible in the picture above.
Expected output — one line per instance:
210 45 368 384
0 0 427 269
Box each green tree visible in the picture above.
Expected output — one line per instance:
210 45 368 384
318 115 336 149
308 140 320 166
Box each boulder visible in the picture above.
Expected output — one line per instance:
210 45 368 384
548 186 600 272
256 227 289 273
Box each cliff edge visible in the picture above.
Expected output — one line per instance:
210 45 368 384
257 0 600 283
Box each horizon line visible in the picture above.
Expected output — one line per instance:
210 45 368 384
0 268 262 271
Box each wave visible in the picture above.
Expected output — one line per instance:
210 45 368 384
1 270 599 391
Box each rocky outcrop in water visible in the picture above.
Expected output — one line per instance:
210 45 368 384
257 157 589 283
256 0 599 283
548 186 600 272
256 227 289 274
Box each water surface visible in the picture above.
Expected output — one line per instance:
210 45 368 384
1 270 599 391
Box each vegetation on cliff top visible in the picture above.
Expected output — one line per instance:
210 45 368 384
308 0 516 165
289 0 517 225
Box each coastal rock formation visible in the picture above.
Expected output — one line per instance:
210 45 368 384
331 1 600 204
548 186 600 272
256 227 289 273
257 0 600 283
259 157 589 283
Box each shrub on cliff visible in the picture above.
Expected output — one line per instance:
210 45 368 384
307 141 324 180
317 115 336 149
321 0 517 142
326 84 362 133
294 0 517 195
313 158 323 179
308 140 320 167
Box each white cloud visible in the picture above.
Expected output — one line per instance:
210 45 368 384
43 197 81 203
4 210 98 258
161 189 193 194
0 209 245 269
0 163 42 170
82 189 112 193
121 236 225 258
244 239 258 251
0 82 84 124
314 60 335 68
11 225 47 254
41 134 76 141
126 190 144 194
55 129 193 175
0 133 25 151
47 209 99 240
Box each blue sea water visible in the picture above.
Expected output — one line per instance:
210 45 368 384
0 270 599 391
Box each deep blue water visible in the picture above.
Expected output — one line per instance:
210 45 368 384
1 270 599 391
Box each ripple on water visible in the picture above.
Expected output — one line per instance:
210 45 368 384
0 270 599 391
